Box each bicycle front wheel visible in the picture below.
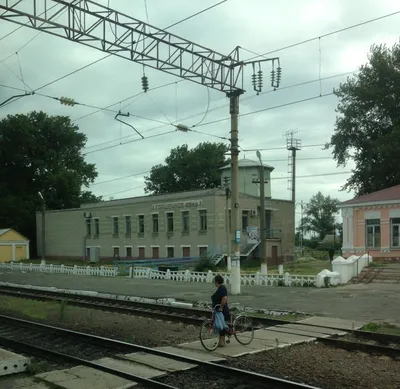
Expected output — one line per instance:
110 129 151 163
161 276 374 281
199 320 219 351
233 315 254 345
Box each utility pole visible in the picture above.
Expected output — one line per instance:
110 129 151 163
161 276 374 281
1 1 282 294
38 192 46 261
223 176 232 271
228 91 241 295
286 130 301 260
253 151 268 274
296 200 305 249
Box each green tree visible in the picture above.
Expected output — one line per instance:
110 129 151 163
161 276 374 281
326 43 400 196
144 142 229 194
300 192 340 241
0 111 100 254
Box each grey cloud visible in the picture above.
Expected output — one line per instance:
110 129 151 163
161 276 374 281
0 0 398 217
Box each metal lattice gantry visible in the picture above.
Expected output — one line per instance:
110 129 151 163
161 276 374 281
0 0 247 93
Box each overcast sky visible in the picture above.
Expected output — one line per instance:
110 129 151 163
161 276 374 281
0 0 399 227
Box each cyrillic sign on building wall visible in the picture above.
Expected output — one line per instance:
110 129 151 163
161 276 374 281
152 200 203 211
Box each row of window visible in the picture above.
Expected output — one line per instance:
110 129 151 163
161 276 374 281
86 209 269 237
85 211 208 237
365 218 400 248
89 245 208 259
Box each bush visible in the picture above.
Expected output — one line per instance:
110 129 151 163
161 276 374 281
194 253 216 272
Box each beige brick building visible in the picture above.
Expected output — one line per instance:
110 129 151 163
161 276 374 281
36 188 294 264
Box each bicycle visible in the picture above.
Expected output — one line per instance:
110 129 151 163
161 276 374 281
199 304 254 351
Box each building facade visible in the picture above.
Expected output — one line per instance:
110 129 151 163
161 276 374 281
36 188 294 264
220 158 274 198
0 229 30 262
341 185 400 258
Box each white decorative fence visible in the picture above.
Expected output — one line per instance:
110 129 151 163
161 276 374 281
0 262 118 277
131 267 317 287
0 261 318 287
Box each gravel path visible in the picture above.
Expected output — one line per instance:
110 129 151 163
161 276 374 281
226 343 400 389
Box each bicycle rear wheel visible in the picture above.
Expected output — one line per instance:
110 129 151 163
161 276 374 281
199 320 219 351
233 315 254 345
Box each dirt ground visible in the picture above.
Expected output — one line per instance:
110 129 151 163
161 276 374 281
0 296 200 347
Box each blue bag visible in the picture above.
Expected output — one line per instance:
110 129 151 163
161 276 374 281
214 311 228 332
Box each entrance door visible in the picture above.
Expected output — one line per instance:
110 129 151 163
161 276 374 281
272 246 278 265
152 247 159 259
138 247 145 259
15 246 24 260
182 247 190 258
199 246 207 256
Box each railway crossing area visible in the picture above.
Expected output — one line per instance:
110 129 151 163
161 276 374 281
1 316 365 389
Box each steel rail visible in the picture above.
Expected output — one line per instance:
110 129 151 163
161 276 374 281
0 314 320 389
1 285 400 348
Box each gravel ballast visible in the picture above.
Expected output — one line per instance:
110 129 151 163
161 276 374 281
0 297 200 347
0 297 399 388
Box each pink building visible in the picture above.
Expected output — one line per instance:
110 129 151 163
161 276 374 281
341 185 400 259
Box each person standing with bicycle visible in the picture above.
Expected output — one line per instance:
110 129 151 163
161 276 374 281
211 274 230 347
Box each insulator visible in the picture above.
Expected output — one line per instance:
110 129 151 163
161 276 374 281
276 67 282 84
251 73 257 87
141 75 149 92
257 70 263 89
60 97 75 106
271 70 275 84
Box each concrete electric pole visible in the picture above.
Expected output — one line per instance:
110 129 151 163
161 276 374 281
286 130 301 259
223 176 232 271
38 192 46 260
1 1 282 294
253 151 268 274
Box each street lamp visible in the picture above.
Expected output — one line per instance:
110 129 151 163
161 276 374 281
38 192 46 260
256 151 267 274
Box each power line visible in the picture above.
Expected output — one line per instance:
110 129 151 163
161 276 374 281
101 185 146 198
271 171 350 181
245 144 325 152
82 69 354 152
244 10 400 60
96 170 351 199
84 129 177 155
91 171 150 186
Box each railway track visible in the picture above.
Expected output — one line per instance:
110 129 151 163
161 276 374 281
0 315 319 389
0 284 399 359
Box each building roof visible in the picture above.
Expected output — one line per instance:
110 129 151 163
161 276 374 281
341 184 400 206
220 158 274 171
0 229 10 236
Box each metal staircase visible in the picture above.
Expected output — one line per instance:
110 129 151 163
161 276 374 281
240 241 260 257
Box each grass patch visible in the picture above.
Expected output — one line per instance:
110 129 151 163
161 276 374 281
361 322 400 336
0 296 62 320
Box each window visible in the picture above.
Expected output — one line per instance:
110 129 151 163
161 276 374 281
391 218 400 248
167 247 174 258
138 247 145 259
199 246 208 256
113 217 119 235
366 219 381 248
85 218 91 236
242 211 249 231
152 214 159 233
138 215 145 234
126 246 132 258
152 247 159 259
182 211 190 233
113 246 120 258
125 216 131 235
199 210 207 231
182 246 190 257
167 212 174 232
94 218 100 236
